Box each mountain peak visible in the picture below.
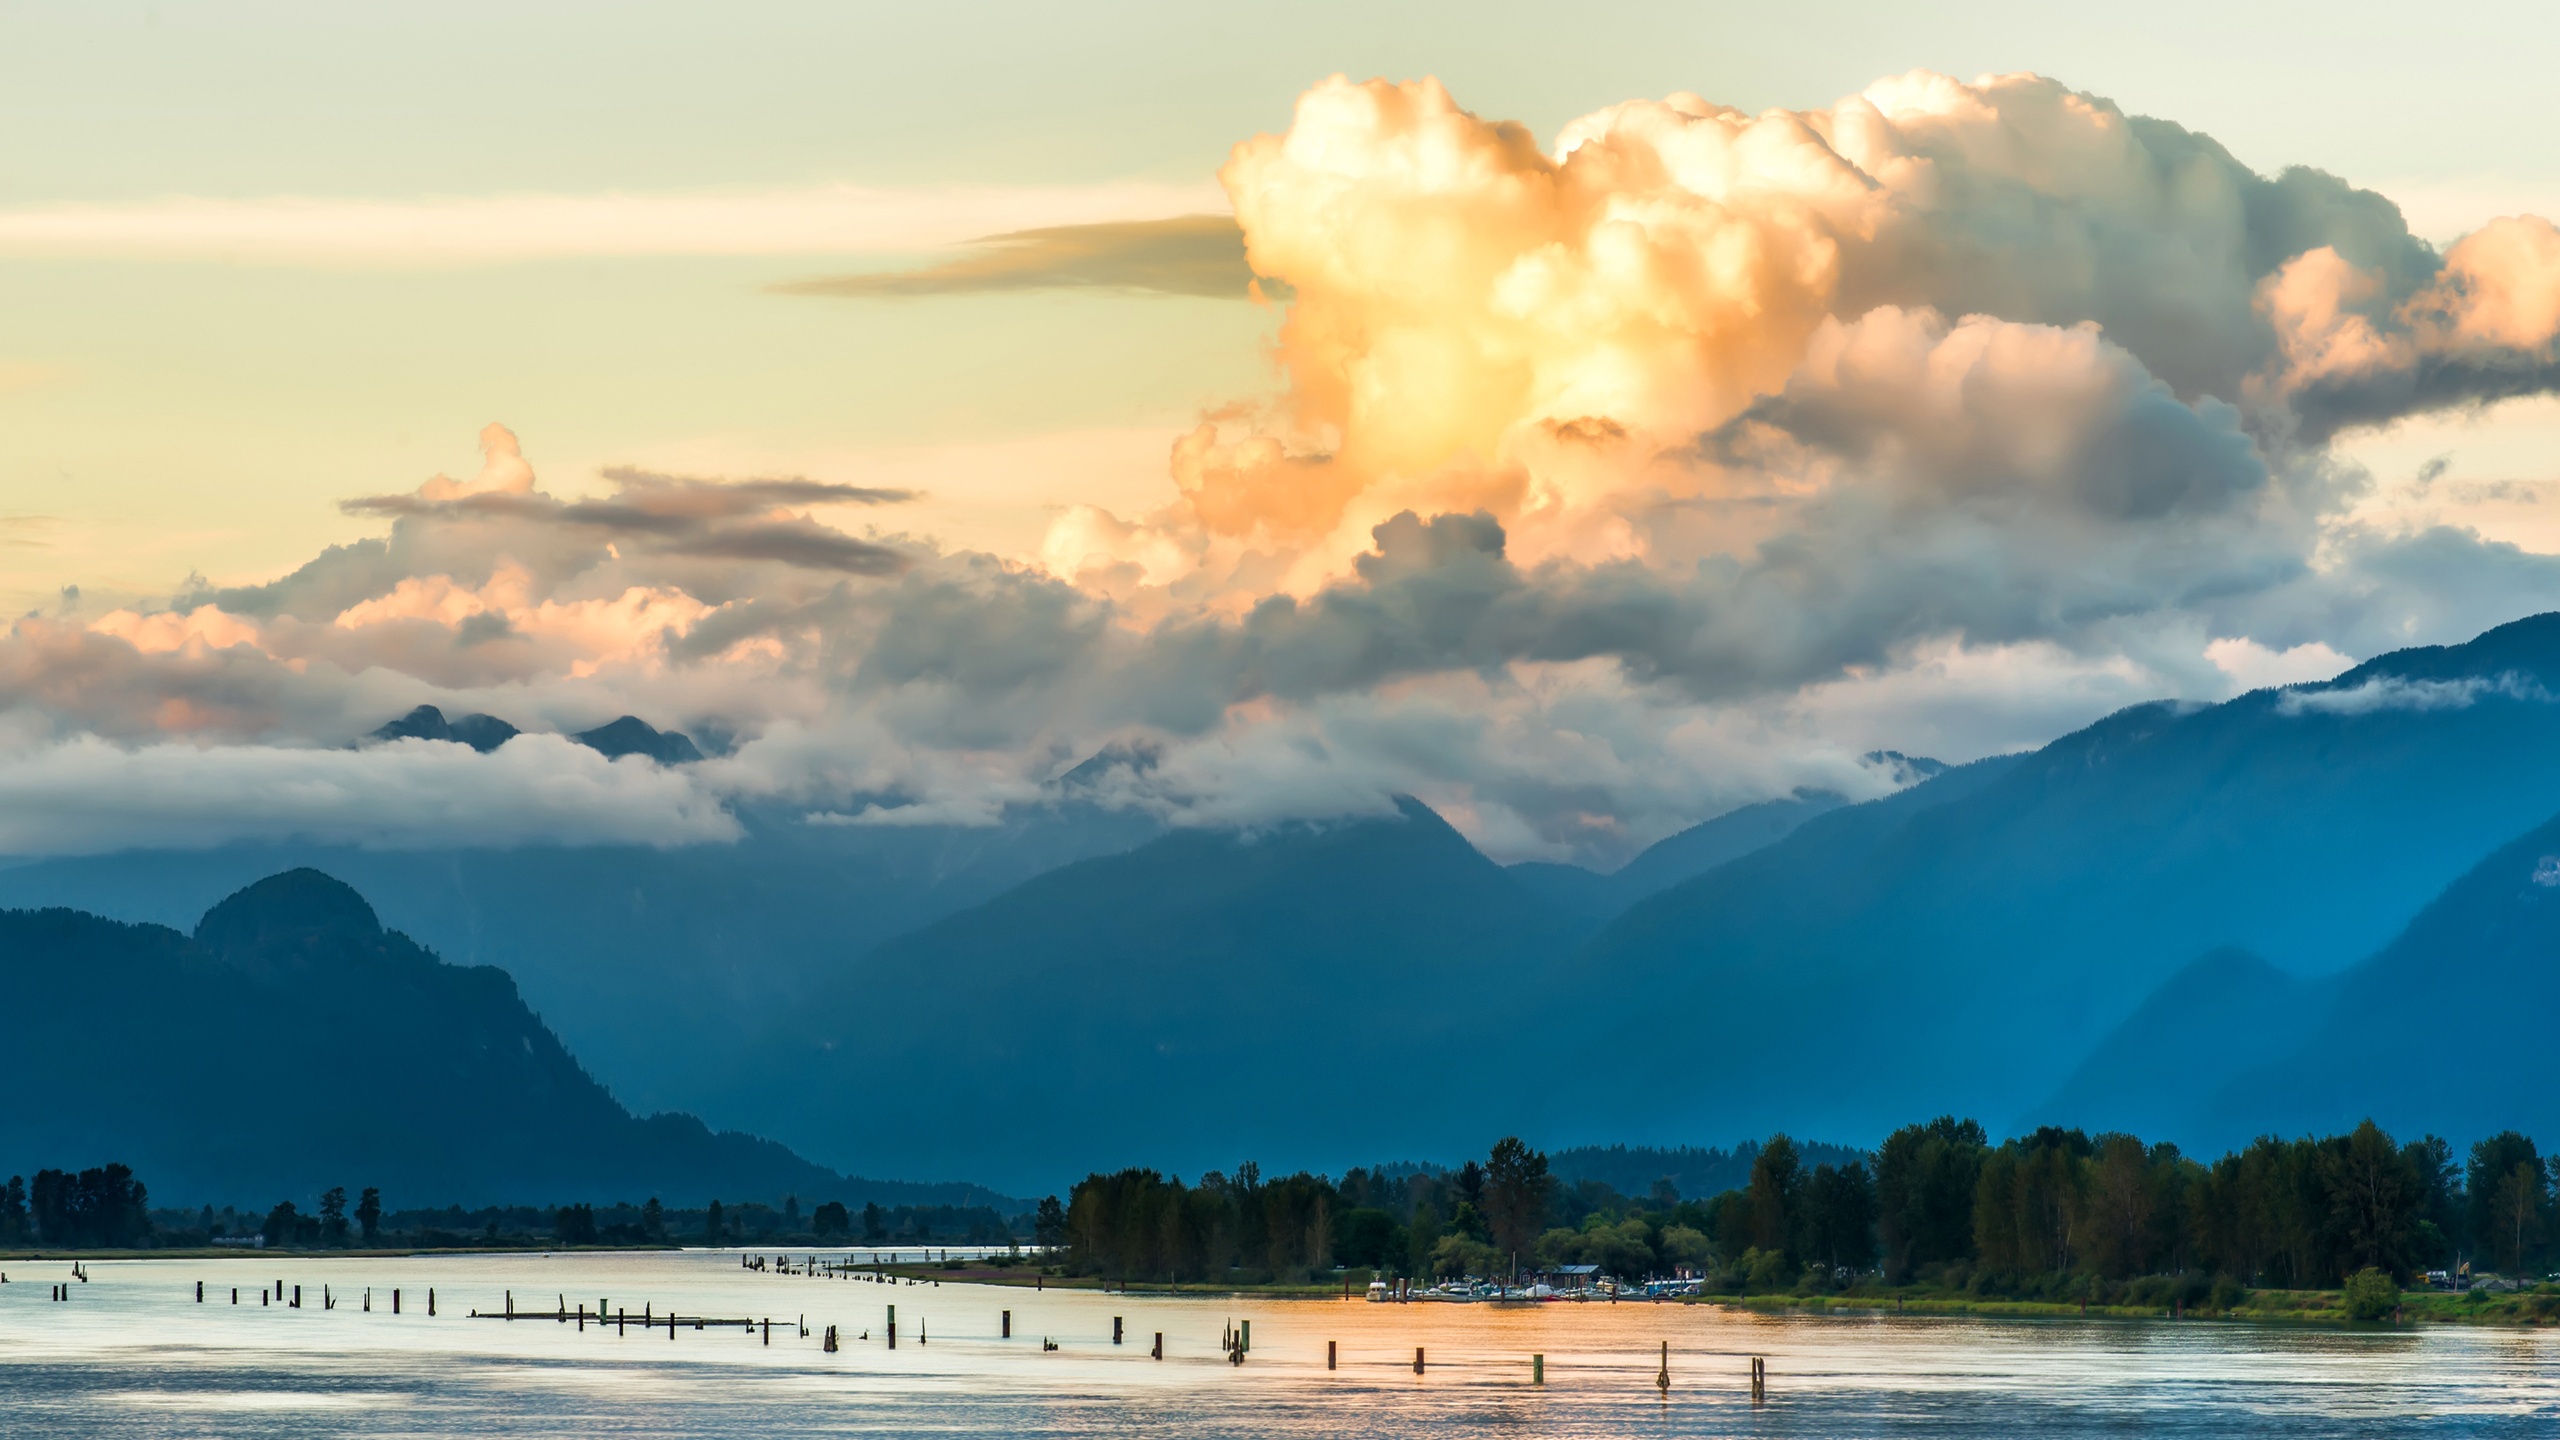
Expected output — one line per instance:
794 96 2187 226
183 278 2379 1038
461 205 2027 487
574 715 703 764
195 868 383 957
372 703 521 753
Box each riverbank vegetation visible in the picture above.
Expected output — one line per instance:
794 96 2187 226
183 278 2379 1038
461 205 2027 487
1059 1118 2560 1321
0 1162 1031 1254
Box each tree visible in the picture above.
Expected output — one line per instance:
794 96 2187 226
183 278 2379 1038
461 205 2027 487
814 1201 850 1238
355 1187 383 1244
0 1176 24 1246
1803 1162 1878 1273
704 1200 726 1246
2342 1266 2400 1321
2321 1120 2418 1280
555 1203 598 1246
264 1201 300 1249
1876 1117 1987 1281
1747 1136 1802 1265
1031 1196 1063 1247
1483 1137 1552 1263
642 1197 666 1241
320 1187 350 1245
2467 1133 2545 1274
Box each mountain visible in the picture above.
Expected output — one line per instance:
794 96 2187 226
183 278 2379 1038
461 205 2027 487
1508 789 1853 926
728 797 1586 1193
371 704 520 754
2173 809 2560 1149
573 714 704 764
0 870 1019 1210
2030 948 2322 1137
1565 611 2560 1148
0 801 1162 1126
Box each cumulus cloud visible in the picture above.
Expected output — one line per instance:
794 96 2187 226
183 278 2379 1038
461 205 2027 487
15 71 2560 863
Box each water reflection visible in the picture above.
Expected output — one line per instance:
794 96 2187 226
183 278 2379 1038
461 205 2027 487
1 1250 2554 1436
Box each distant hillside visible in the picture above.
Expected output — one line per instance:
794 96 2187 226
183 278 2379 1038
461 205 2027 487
0 801 1161 1127
0 870 1023 1211
2030 948 2322 1137
2175 808 2560 1149
1508 789 1852 927
1549 1140 1872 1201
1567 611 2560 1147
733 798 1587 1194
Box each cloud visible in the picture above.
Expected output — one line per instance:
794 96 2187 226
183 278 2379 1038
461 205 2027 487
0 732 737 856
340 432 915 578
2275 671 2547 716
18 71 2560 866
776 215 1267 300
0 181 1230 266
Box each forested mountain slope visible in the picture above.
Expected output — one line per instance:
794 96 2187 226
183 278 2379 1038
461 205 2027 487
1568 612 2560 1147
0 869 1011 1209
732 798 1587 1193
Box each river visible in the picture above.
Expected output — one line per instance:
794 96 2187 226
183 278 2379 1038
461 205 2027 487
2 1249 2554 1436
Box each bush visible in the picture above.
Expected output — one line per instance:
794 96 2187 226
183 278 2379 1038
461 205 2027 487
2343 1267 2400 1321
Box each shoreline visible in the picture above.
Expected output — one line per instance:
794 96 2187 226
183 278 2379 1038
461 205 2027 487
16 1251 2554 1330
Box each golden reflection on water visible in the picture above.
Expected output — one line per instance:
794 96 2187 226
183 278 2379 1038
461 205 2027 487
1 1250 2556 1436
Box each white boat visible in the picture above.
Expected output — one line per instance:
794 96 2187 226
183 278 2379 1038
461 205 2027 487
1365 1279 1389 1303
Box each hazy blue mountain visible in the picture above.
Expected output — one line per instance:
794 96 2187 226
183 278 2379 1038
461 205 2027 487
730 798 1586 1194
2174 809 2560 1149
1509 790 1854 926
0 870 1021 1210
0 802 1162 1125
1567 612 2560 1149
2030 948 2322 1137
573 714 704 764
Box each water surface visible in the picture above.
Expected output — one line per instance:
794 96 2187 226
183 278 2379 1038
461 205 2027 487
2 1251 2553 1436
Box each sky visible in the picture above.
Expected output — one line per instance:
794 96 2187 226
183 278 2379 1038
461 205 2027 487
11 0 2560 864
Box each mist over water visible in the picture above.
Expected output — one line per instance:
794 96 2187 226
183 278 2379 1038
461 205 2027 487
3 1252 2556 1437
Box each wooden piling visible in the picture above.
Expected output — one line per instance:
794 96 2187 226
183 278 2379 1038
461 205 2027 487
1414 1346 1426 1375
196 1280 203 1302
429 1288 435 1317
1533 1353 1544 1385
1002 1309 1011 1338
1152 1331 1163 1360
1240 1320 1250 1353
1656 1340 1669 1394
1113 1316 1123 1345
393 1288 400 1315
888 1304 896 1348
1328 1340 1337 1370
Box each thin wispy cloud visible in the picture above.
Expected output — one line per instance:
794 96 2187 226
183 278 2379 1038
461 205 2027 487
775 215 1273 300
0 182 1228 267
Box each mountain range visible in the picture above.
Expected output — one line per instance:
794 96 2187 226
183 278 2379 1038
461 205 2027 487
0 868 1022 1210
9 612 2560 1197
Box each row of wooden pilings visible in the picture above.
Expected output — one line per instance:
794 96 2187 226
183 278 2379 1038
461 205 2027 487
186 1277 435 1314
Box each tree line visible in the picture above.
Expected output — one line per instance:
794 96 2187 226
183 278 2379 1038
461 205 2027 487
0 1164 1039 1251
1062 1117 2560 1294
